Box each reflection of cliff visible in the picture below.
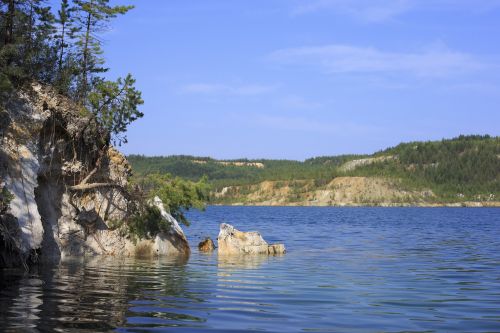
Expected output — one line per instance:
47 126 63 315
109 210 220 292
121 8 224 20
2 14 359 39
0 257 206 331
0 258 135 331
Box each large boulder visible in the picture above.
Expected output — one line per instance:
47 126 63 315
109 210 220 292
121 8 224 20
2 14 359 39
217 223 285 255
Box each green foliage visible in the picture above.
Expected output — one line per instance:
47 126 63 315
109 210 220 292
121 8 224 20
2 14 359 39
0 0 141 140
133 173 211 226
0 181 14 214
87 74 144 145
0 0 58 87
127 155 341 190
127 205 171 241
53 0 80 93
124 173 209 240
129 135 500 203
347 135 500 200
73 0 133 99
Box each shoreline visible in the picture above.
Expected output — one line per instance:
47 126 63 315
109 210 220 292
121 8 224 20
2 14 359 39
211 201 500 208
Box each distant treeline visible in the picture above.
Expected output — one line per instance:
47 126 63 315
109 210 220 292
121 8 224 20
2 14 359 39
127 155 350 188
129 135 500 200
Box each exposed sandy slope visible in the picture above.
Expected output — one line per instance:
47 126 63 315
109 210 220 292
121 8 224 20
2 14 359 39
213 177 499 207
338 156 396 172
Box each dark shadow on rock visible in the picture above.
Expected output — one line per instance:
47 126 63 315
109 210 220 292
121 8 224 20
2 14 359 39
35 175 63 262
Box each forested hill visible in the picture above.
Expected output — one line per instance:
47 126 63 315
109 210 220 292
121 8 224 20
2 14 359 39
128 135 500 205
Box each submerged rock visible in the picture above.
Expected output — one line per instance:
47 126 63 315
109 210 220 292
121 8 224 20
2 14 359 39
217 223 285 255
198 237 215 252
268 243 286 255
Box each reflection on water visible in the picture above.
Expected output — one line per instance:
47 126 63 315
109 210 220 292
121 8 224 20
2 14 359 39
1 207 500 332
217 254 284 270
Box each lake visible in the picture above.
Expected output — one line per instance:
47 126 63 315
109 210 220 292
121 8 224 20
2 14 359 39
1 207 499 332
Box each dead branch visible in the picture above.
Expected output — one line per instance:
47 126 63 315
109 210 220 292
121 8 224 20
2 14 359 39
79 166 98 185
69 182 122 191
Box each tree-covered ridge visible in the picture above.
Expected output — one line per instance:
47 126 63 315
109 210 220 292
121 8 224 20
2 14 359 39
351 135 500 198
128 154 342 189
128 135 500 202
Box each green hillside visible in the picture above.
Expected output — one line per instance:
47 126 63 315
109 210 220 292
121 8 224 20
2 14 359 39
350 135 500 199
128 135 500 203
127 155 362 188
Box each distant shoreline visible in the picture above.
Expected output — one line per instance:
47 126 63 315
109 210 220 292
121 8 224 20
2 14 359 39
211 201 500 208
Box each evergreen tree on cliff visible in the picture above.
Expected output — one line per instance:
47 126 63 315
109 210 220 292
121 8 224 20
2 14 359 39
0 0 55 88
73 0 132 101
0 0 143 147
54 0 80 93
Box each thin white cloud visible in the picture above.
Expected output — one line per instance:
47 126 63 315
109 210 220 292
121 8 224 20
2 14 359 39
277 95 323 110
268 44 485 77
291 0 500 21
441 82 500 95
253 114 381 134
180 83 276 96
292 0 413 22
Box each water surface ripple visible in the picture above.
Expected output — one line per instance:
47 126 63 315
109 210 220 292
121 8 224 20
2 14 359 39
1 207 499 332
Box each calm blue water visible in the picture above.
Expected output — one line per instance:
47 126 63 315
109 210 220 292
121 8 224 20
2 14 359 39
1 207 499 332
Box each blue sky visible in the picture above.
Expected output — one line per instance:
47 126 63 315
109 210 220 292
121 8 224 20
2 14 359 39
99 0 500 160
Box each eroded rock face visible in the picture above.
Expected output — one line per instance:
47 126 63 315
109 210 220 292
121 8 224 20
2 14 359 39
198 237 215 252
0 83 190 266
217 223 285 255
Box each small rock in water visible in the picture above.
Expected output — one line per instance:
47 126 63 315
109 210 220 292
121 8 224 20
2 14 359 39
198 237 215 252
217 223 286 255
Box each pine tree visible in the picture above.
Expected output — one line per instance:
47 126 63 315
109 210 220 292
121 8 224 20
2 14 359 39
23 1 56 81
54 0 79 94
1 0 25 90
2 0 15 46
74 0 133 100
1 0 143 144
56 0 70 72
87 74 144 146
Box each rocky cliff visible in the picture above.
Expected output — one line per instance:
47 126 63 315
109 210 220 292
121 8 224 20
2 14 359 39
0 83 189 268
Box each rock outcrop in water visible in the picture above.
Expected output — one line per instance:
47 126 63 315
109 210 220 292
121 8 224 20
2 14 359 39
0 83 189 268
198 237 215 252
217 223 285 255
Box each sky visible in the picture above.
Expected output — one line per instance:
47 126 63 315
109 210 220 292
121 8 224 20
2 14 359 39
97 0 500 160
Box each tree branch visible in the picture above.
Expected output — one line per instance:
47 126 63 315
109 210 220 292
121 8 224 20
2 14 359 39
69 182 122 191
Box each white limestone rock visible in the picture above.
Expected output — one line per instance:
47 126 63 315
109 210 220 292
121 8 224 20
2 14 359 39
217 223 285 255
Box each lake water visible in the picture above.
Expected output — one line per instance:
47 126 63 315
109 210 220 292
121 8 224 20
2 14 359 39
1 207 500 332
